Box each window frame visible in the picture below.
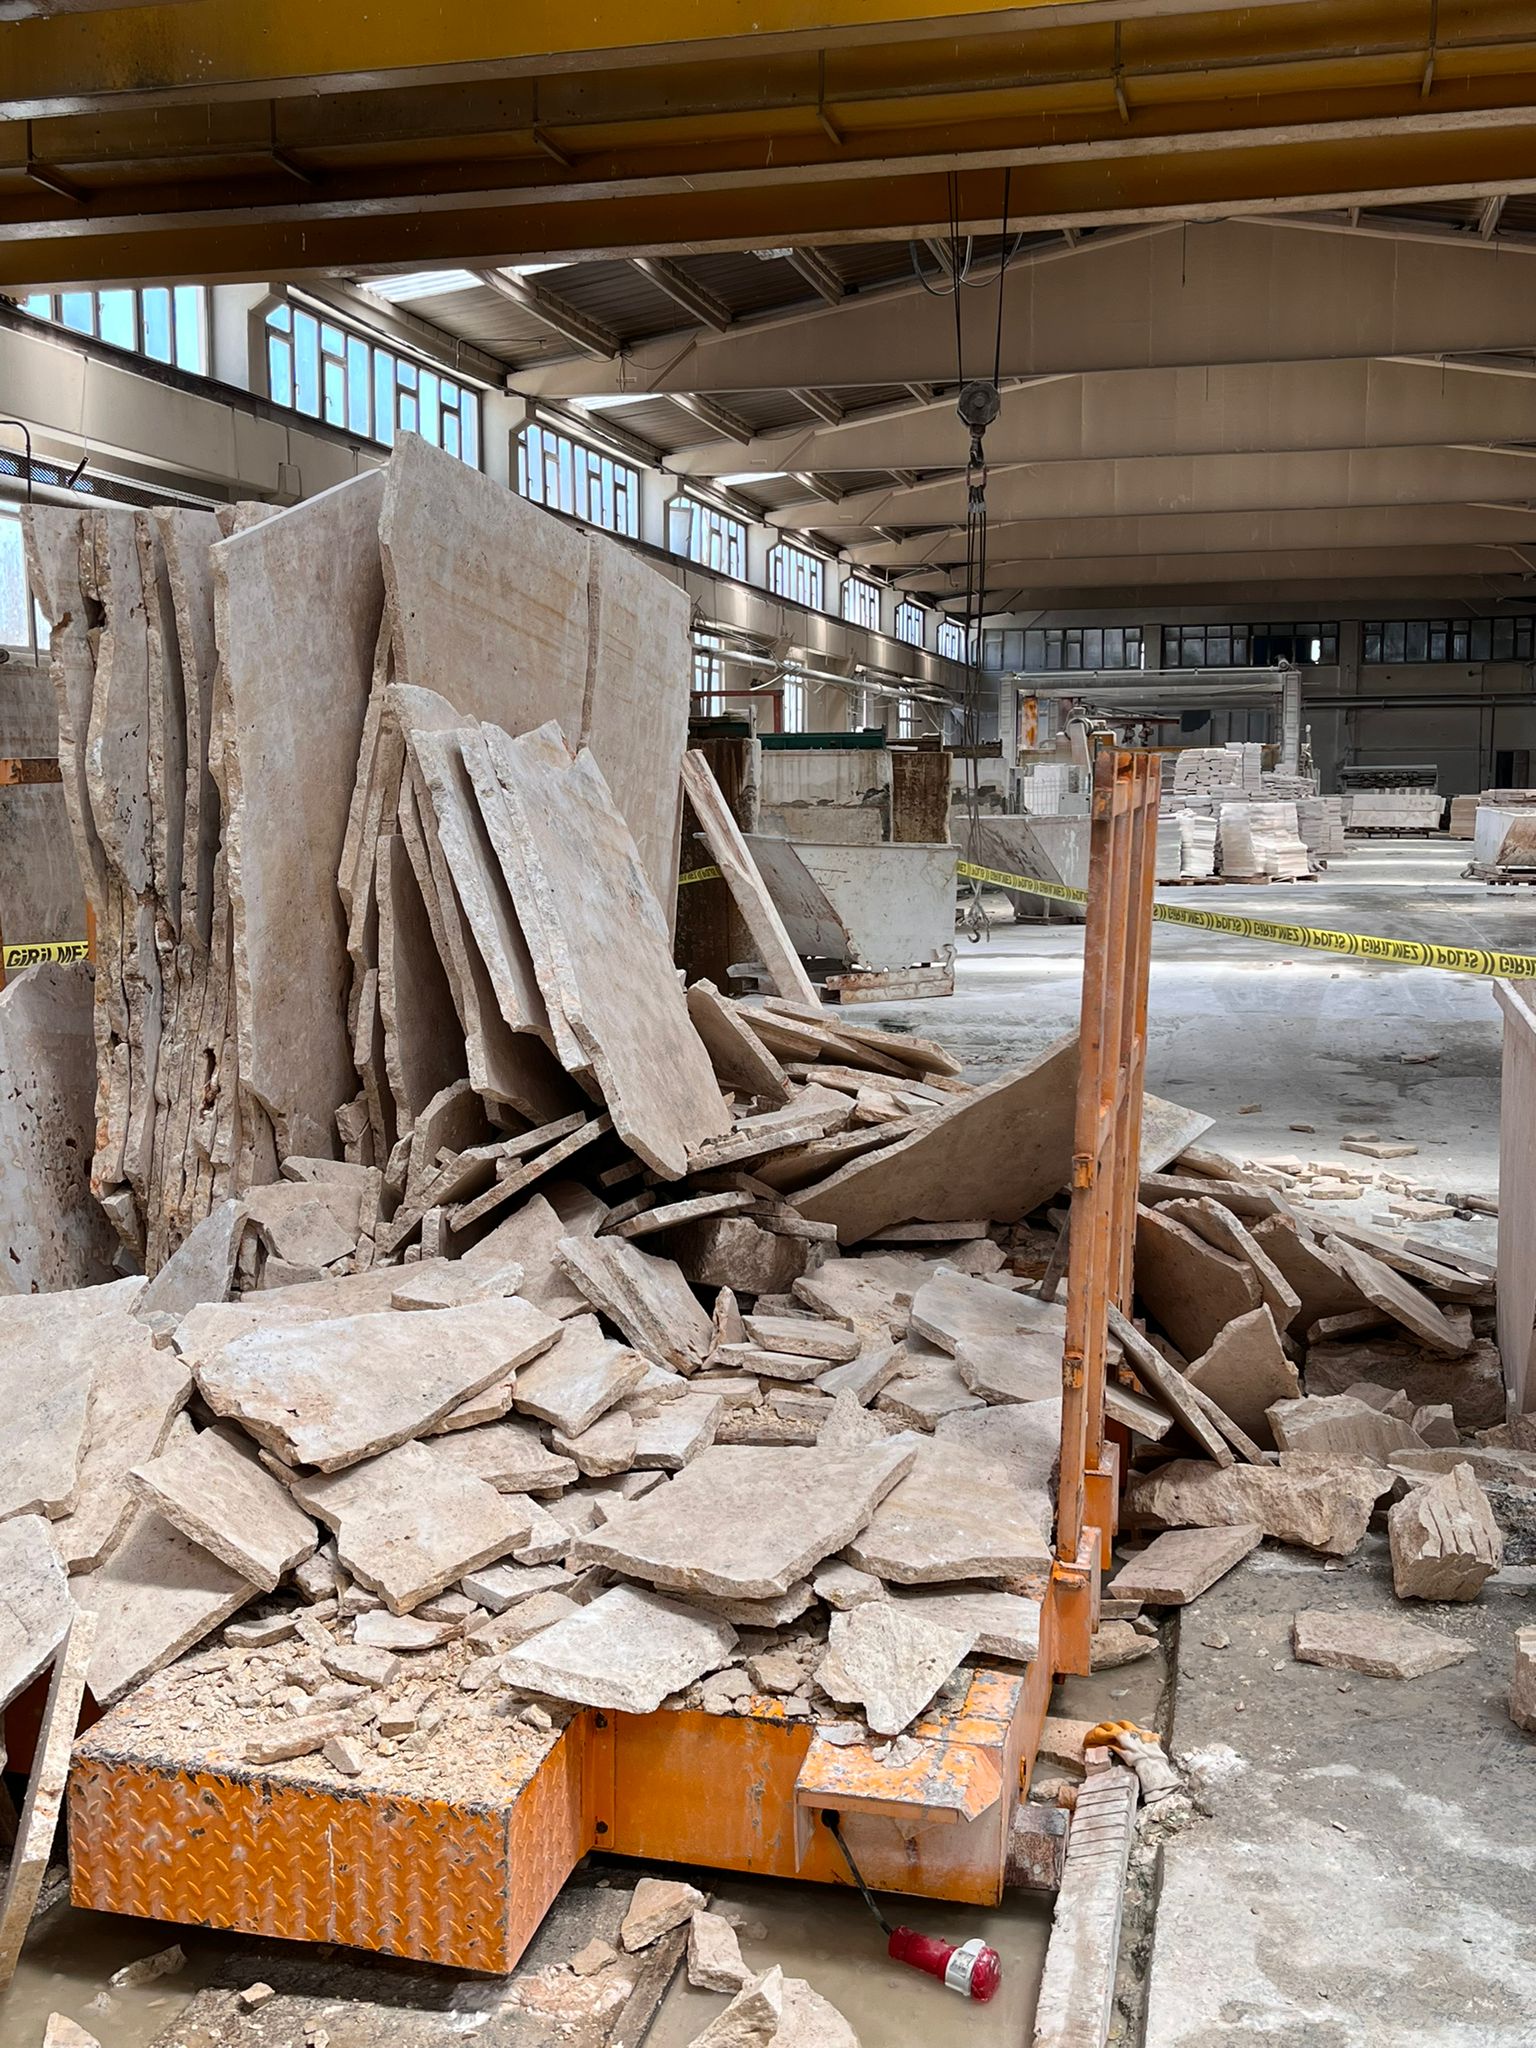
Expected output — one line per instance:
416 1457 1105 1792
1361 615 1535 664
894 598 928 648
260 294 482 468
21 285 209 375
515 420 641 538
767 539 828 612
936 617 966 661
841 575 882 629
669 493 750 579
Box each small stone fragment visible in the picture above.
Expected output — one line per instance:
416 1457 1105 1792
43 2019 103 2048
1511 1626 1536 1734
1388 1462 1501 1601
620 1875 707 1952
690 1966 785 2048
108 1943 187 1989
1292 1607 1472 1679
688 1909 754 1993
321 1643 399 1688
570 1938 618 1977
746 1647 803 1694
812 1560 887 1610
237 1984 277 2010
1090 1620 1159 1670
322 1735 366 1776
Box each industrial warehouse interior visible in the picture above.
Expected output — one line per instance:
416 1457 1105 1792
3 6 1536 2045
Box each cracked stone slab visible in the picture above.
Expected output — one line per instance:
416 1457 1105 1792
512 1313 650 1436
291 1440 535 1614
816 1600 976 1735
1128 1454 1395 1557
557 1233 715 1374
53 1316 193 1574
632 1391 722 1471
1291 1607 1473 1679
844 1437 1051 1584
0 1278 146 1522
1185 1306 1300 1451
128 1424 319 1592
196 1295 561 1469
498 1584 736 1713
570 1440 917 1600
425 1420 578 1493
1135 1204 1263 1360
1107 1525 1263 1608
888 1586 1040 1662
0 1516 74 1715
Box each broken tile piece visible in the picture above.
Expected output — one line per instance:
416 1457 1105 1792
129 1424 319 1591
1292 1607 1472 1679
816 1600 975 1735
197 1296 561 1470
888 1587 1039 1662
1107 1525 1262 1607
621 1877 707 1952
292 1441 534 1614
498 1584 735 1713
570 1441 916 1600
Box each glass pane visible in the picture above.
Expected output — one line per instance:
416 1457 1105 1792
460 389 479 467
347 338 370 435
442 410 460 459
60 291 94 334
21 293 52 319
1520 621 1534 660
1405 621 1428 662
1004 631 1023 668
1182 628 1203 666
322 357 345 425
397 358 417 391
1363 627 1382 663
1104 627 1123 667
399 393 417 434
320 324 344 358
1083 628 1102 669
1493 617 1515 659
267 301 292 332
267 334 292 409
1023 629 1045 670
418 369 441 447
374 353 395 444
1451 626 1469 661
981 630 1002 668
1384 621 1405 662
1471 619 1492 660
294 310 319 414
1127 628 1142 666
1429 625 1447 662
142 287 172 361
173 286 203 370
1321 632 1338 663
0 512 30 645
98 289 136 349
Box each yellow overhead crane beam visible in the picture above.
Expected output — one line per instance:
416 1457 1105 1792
4 0 1536 285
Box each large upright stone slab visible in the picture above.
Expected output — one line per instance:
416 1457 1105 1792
844 1438 1052 1584
471 721 728 1177
196 1295 560 1469
1326 1237 1472 1356
0 963 116 1295
1156 1196 1301 1330
292 1439 534 1614
1135 1204 1262 1359
1248 1215 1366 1326
212 471 385 1160
571 1440 917 1599
793 1034 1079 1244
499 1584 736 1713
1184 1306 1300 1450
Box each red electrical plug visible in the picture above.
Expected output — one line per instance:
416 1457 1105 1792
822 1811 1002 2003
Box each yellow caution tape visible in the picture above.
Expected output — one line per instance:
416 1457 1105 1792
677 864 723 887
2 938 90 969
957 861 1536 981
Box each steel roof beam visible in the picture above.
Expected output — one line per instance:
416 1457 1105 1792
627 255 733 333
473 266 619 359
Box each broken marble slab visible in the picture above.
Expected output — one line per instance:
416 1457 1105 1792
1388 1462 1502 1601
934 1399 1061 1538
815 1341 900 1407
0 1278 147 1522
632 1391 722 1471
888 1587 1040 1663
53 1317 193 1574
742 1314 861 1363
816 1600 976 1736
1184 1306 1300 1452
1291 1607 1472 1679
1267 1393 1427 1460
73 1494 254 1706
686 981 791 1107
135 1200 244 1325
460 1561 575 1613
874 1357 983 1430
712 1343 830 1384
128 1424 319 1592
552 1408 636 1479
1134 1204 1263 1359
511 1313 651 1436
813 1561 886 1611
571 1440 916 1600
1325 1237 1473 1357
291 1440 535 1614
844 1438 1051 1584
498 1583 736 1714
0 1517 74 1714
1128 1453 1395 1556
474 720 730 1177
1107 1525 1263 1607
426 1421 578 1494
792 1034 1079 1244
1247 1215 1367 1328
196 1295 561 1469
388 1259 525 1311
793 1264 909 1340
557 1233 715 1374
1155 1196 1302 1332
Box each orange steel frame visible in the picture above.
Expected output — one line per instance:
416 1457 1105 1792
1052 747 1160 1673
62 748 1162 1971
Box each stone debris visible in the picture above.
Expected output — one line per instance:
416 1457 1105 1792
1266 1393 1427 1461
1184 1307 1300 1449
108 1943 187 1989
688 1909 755 1992
43 2019 103 2048
1512 1627 1536 1734
844 1439 1051 1584
621 1876 708 1951
498 1584 736 1713
0 1516 74 1715
1127 1455 1394 1557
817 1600 976 1735
689 1965 786 2048
1292 1607 1472 1679
1388 1463 1502 1601
129 1423 319 1591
